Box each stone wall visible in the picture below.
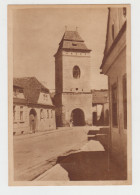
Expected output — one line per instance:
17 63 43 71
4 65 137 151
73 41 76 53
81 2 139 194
61 92 92 126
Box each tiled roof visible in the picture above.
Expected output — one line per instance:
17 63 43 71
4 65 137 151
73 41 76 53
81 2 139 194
56 31 91 54
13 77 50 104
63 31 84 42
92 90 109 104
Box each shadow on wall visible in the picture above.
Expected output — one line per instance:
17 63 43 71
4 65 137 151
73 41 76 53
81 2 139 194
56 150 127 181
56 127 127 181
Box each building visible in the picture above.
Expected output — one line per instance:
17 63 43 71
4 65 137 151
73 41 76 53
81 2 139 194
54 30 92 127
92 89 109 126
13 84 28 135
13 77 56 135
100 7 127 175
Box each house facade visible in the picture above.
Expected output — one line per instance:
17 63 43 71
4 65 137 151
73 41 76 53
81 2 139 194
92 89 109 126
13 77 56 135
54 30 92 127
100 7 127 175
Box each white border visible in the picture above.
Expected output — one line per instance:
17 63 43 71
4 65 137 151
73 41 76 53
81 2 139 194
0 0 139 194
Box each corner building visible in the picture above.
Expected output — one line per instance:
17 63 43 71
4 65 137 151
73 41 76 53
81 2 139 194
100 7 127 176
54 30 92 127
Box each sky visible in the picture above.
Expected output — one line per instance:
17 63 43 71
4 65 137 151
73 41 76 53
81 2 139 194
13 6 108 91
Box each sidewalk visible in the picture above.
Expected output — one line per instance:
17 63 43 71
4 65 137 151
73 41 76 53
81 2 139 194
35 139 126 181
14 125 106 141
14 126 97 141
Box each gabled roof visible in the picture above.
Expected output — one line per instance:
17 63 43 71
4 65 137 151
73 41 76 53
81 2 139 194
55 30 91 55
13 77 50 104
92 90 109 104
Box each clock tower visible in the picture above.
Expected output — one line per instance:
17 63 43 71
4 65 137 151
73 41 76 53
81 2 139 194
54 30 92 127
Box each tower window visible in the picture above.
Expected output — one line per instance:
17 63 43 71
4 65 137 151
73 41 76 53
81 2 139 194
73 66 80 79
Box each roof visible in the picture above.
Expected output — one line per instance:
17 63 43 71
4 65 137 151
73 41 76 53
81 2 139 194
13 77 50 104
55 30 91 55
63 31 84 42
13 97 27 105
100 8 126 70
13 84 24 89
92 90 109 104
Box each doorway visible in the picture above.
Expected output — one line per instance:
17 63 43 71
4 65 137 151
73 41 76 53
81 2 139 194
29 109 37 133
71 108 85 126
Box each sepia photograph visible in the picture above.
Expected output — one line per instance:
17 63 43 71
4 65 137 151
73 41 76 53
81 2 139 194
8 4 131 185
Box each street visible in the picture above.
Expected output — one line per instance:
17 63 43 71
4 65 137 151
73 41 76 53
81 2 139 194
14 126 126 181
14 127 89 181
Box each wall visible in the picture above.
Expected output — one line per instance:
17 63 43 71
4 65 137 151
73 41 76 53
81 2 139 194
62 51 91 92
101 7 127 172
38 92 53 105
108 47 127 169
13 105 56 135
55 54 63 93
61 92 92 126
13 105 29 134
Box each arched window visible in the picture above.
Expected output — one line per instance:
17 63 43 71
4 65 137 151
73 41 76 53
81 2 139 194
73 66 80 79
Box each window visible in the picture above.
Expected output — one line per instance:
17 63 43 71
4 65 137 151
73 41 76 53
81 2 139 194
20 106 23 121
73 66 80 79
51 110 53 118
123 74 127 129
13 106 16 121
47 110 49 118
44 94 48 101
72 43 77 46
40 109 44 120
112 83 118 127
112 23 115 40
123 7 126 17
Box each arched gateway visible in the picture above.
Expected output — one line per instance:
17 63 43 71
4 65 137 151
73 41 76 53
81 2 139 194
29 109 37 133
71 108 85 126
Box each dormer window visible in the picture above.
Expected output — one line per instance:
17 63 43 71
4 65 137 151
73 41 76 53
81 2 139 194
43 94 48 101
73 66 80 79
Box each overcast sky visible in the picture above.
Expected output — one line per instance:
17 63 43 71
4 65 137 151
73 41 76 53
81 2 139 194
13 7 108 91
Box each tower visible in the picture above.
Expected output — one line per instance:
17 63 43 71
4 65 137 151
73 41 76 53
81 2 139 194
54 30 92 127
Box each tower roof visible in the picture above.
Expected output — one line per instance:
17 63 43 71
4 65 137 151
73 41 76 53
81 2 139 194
55 30 91 56
62 31 84 42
